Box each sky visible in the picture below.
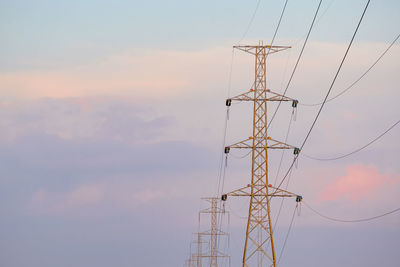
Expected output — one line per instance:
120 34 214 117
0 0 399 266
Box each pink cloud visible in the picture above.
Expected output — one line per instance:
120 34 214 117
319 165 399 202
0 47 229 99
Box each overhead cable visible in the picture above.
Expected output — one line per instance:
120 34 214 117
273 111 294 186
301 32 400 107
216 49 235 198
266 0 289 58
304 201 400 223
303 119 400 161
268 0 323 129
277 204 298 265
273 167 294 230
238 0 262 44
275 0 371 192
290 0 336 48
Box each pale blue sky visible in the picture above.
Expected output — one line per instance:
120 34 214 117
1 0 399 71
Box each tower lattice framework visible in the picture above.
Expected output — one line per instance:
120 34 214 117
222 42 302 267
186 197 230 267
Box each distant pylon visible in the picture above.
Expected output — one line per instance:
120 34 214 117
198 197 230 267
196 233 204 267
222 41 302 267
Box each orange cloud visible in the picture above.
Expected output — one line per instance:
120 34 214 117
319 165 399 202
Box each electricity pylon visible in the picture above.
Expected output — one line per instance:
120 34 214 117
187 232 207 267
198 197 230 267
222 42 302 267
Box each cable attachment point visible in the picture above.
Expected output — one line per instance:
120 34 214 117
226 99 232 106
293 147 300 155
292 100 298 121
296 195 303 203
224 146 230 154
221 194 228 201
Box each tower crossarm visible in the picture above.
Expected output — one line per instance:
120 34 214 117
234 45 291 55
225 137 298 151
221 184 302 201
200 230 229 236
199 208 225 214
198 255 230 259
227 89 298 104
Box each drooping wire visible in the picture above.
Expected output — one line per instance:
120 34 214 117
214 50 236 259
235 0 289 102
216 109 230 197
277 204 298 265
227 48 235 99
273 111 295 187
290 0 336 48
303 119 400 161
273 166 294 231
238 0 262 44
295 0 370 153
216 49 235 197
274 0 371 193
265 0 289 59
303 201 400 223
301 32 400 107
268 112 296 235
267 0 323 130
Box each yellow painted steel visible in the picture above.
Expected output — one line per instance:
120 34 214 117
225 41 300 267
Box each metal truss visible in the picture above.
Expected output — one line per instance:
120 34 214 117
222 42 301 267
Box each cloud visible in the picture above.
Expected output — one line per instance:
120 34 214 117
8 41 397 100
0 97 174 144
28 182 168 215
0 47 231 99
29 184 105 214
319 164 399 202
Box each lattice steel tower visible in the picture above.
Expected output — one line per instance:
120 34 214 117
199 197 229 267
222 42 302 267
186 197 230 267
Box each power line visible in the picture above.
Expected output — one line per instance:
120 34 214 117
303 119 400 161
235 0 289 104
304 201 400 223
238 0 289 46
301 32 400 107
273 112 295 187
277 204 298 265
289 0 336 48
266 0 289 58
273 167 294 230
216 49 235 198
238 0 262 44
268 0 323 129
274 0 371 192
